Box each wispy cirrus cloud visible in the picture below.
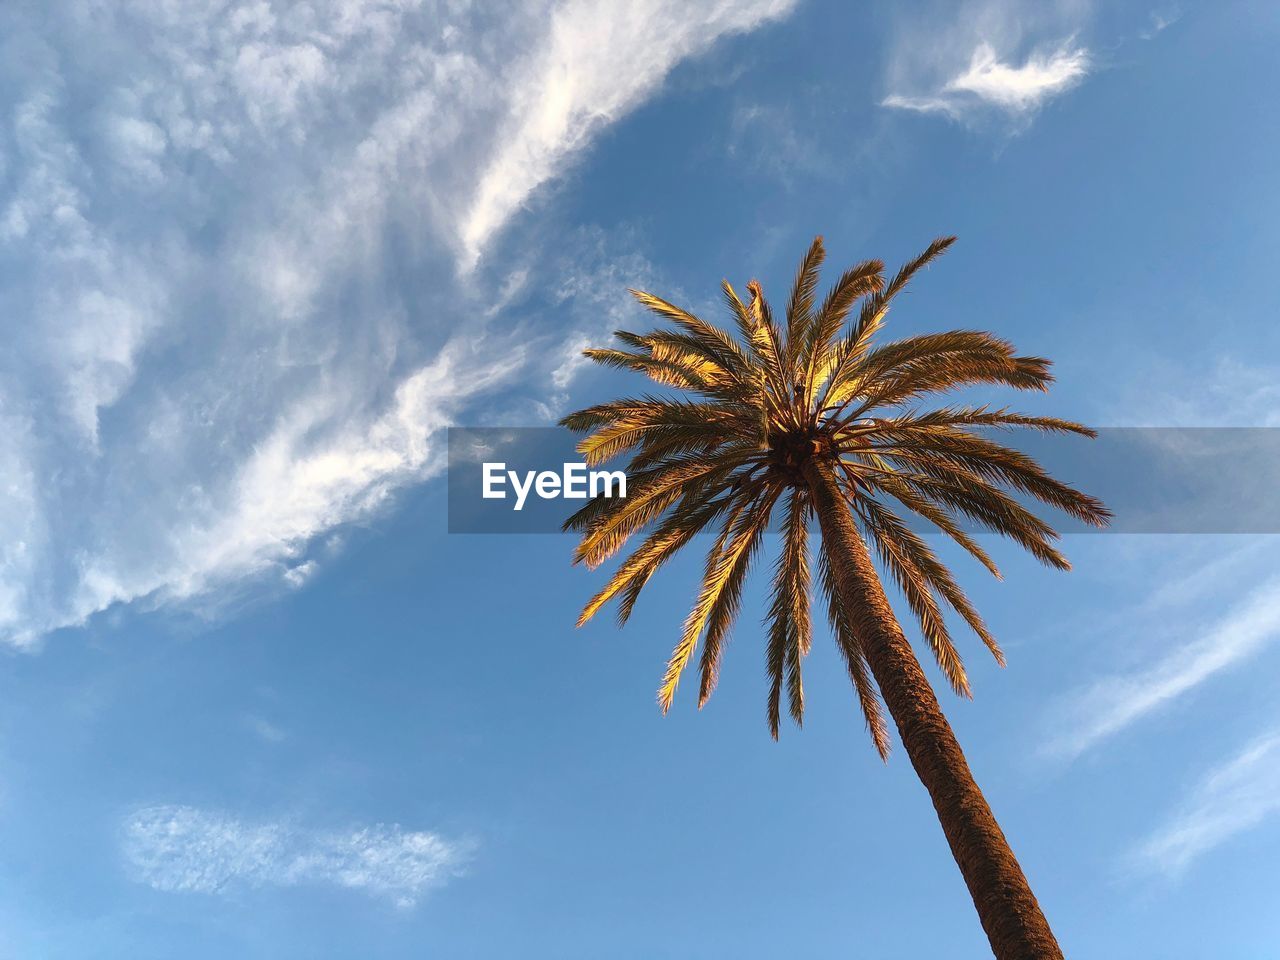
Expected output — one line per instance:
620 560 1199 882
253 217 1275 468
122 805 469 908
1036 358 1280 762
1140 6 1183 41
544 227 662 399
459 0 796 270
1134 728 1280 874
880 1 1093 129
0 0 794 647
1116 356 1280 428
1042 571 1280 762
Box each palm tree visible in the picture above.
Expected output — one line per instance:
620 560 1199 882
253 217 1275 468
560 236 1109 960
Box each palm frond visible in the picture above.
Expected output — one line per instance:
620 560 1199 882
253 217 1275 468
818 540 892 758
785 236 826 373
658 488 779 713
764 488 812 734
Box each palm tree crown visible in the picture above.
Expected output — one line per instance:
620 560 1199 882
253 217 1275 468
561 236 1109 752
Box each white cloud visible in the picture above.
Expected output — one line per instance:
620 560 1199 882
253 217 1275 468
104 114 169 182
948 41 1088 110
243 713 288 743
282 561 317 588
879 1 1093 128
61 341 523 638
1116 357 1280 428
458 0 797 269
883 41 1089 120
1135 728 1280 874
0 0 792 646
1140 6 1182 40
122 805 468 907
1043 573 1280 761
726 102 835 189
546 227 661 395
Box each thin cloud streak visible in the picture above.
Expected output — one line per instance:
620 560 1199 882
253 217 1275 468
122 805 470 908
1135 728 1280 874
1042 576 1280 761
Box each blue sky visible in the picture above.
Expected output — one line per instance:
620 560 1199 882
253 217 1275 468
1 0 1279 956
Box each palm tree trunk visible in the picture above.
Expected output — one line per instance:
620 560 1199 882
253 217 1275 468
803 457 1063 960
